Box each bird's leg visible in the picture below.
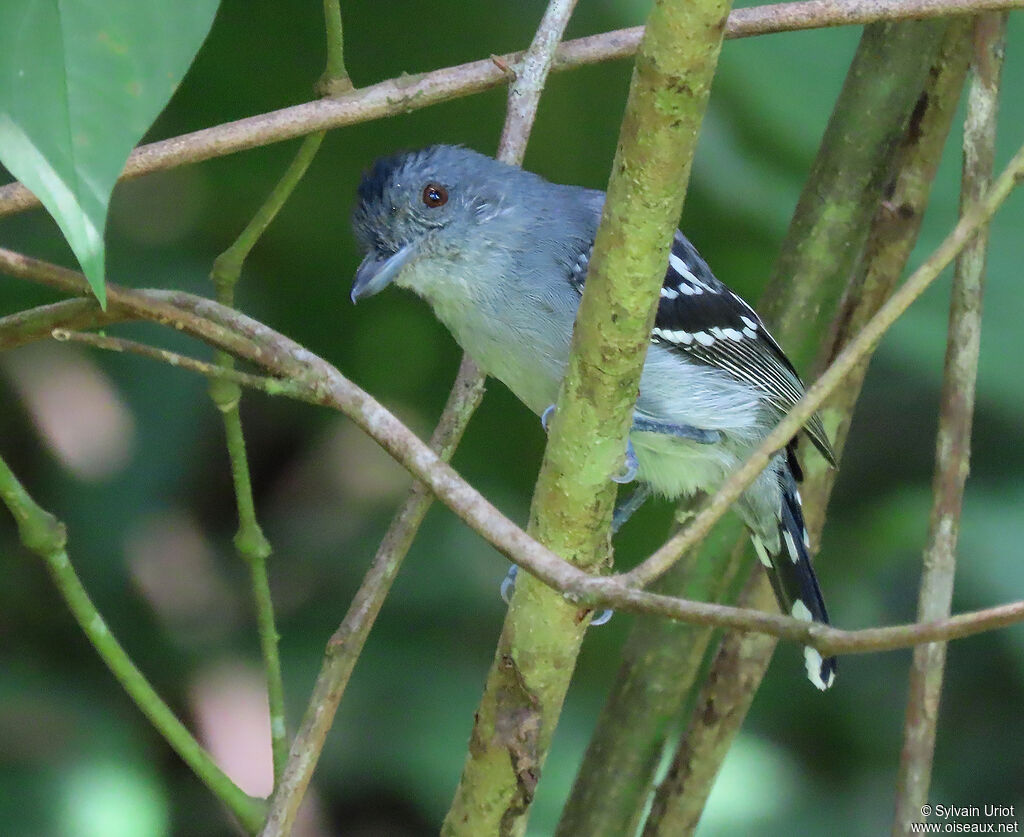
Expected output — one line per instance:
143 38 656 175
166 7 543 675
631 416 721 444
612 483 652 533
500 564 519 604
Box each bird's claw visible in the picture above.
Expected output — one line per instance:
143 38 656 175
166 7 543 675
541 404 556 432
500 565 518 604
501 564 614 626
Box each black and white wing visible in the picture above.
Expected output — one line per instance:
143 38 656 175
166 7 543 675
568 230 836 466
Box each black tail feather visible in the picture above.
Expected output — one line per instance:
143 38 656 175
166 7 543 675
752 468 836 691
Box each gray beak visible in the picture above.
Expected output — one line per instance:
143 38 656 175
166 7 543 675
350 244 416 303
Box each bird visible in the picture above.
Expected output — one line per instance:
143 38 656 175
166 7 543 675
349 145 837 690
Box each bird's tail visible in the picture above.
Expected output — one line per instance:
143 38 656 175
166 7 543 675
751 468 836 691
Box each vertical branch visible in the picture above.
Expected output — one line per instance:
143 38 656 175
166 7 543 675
555 521 748 837
259 3 579 835
0 455 267 834
892 13 1006 835
317 0 354 96
641 575 777 837
443 0 734 834
206 1 352 784
638 19 969 836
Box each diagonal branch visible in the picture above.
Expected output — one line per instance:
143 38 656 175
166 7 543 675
0 454 268 834
3 108 1024 664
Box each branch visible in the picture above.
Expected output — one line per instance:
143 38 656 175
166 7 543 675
624 132 1024 591
4 280 1024 661
2 0 1021 218
640 575 777 837
0 454 267 833
893 13 1007 835
50 329 306 397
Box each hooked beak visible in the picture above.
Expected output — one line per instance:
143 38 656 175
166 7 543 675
350 243 416 303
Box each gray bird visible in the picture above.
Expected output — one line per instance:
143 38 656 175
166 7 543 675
350 145 837 690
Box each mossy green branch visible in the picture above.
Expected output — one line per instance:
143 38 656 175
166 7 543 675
641 21 972 836
0 454 266 833
442 1 732 834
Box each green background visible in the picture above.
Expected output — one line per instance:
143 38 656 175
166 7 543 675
1 2 1022 835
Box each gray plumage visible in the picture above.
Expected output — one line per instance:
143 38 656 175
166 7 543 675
350 145 836 690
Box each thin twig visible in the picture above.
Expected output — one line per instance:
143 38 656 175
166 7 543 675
1 0 1021 219
624 136 1024 590
50 329 305 396
892 13 1007 835
317 0 353 96
0 455 267 834
207 116 330 794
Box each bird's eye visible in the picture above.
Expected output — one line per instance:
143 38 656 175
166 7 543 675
422 183 448 208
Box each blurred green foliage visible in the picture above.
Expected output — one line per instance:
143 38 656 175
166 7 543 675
1 2 1022 835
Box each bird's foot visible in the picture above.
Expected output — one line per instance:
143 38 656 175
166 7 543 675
500 565 613 625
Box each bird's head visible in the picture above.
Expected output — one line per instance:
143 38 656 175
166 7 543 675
350 145 520 303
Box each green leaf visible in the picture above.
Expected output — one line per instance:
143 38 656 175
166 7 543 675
0 0 220 305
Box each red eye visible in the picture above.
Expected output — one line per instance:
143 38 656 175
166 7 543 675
422 183 448 207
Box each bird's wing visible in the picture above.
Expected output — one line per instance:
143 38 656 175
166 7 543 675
568 230 836 466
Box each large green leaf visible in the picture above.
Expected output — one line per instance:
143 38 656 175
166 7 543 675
0 0 220 305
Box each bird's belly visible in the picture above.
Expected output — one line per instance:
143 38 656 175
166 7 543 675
630 431 735 499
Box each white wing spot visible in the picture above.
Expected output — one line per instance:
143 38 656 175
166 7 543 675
668 252 695 281
752 537 772 568
721 328 743 342
740 315 758 330
791 600 814 622
694 331 715 347
742 327 758 339
661 286 679 299
783 529 800 563
653 327 694 345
